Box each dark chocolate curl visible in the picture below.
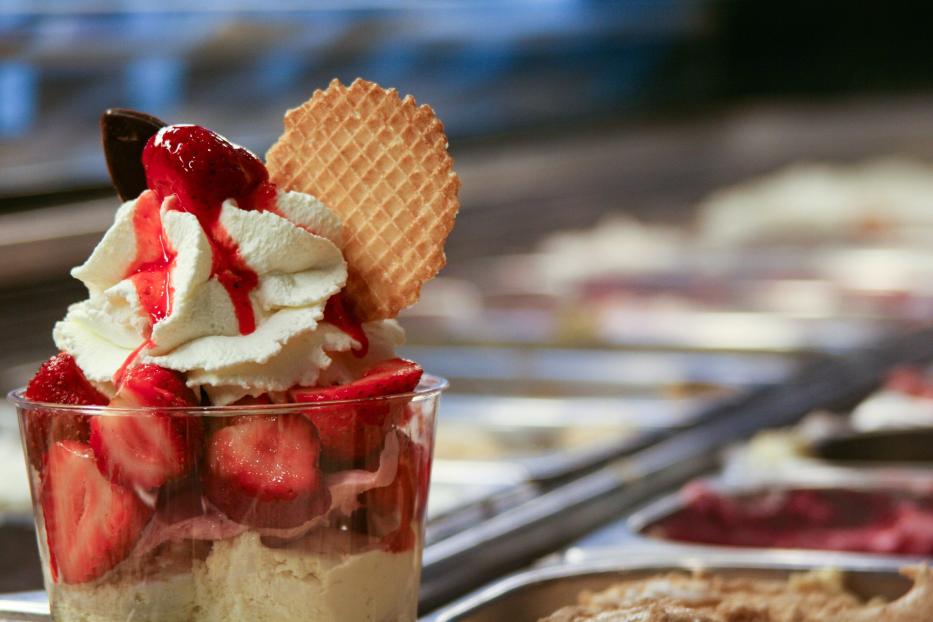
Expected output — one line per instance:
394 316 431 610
101 108 166 201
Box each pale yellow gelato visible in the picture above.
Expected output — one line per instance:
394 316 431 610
51 532 419 622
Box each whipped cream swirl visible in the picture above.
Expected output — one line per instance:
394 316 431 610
54 189 399 404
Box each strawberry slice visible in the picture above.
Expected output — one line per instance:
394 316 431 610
23 353 107 470
359 435 427 552
323 294 368 357
89 365 202 489
290 358 423 425
290 358 423 404
41 441 152 584
361 358 424 390
204 415 329 528
305 407 386 470
112 363 199 408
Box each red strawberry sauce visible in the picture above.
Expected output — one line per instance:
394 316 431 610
125 191 176 329
116 124 363 379
112 338 154 387
323 294 369 357
138 125 277 337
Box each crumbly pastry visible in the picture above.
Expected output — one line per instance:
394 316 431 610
540 565 933 622
696 158 933 247
266 78 461 321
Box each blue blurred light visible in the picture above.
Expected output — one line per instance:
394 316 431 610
0 62 37 138
124 56 183 115
255 50 305 94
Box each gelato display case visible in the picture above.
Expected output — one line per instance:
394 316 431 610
717 364 933 480
3 7 933 621
417 344 801 537
631 481 933 556
416 327 933 612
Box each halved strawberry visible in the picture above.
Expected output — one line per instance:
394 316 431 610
359 435 428 552
323 294 368 357
362 358 424 391
89 365 202 489
290 358 423 425
204 415 329 528
112 363 199 408
23 353 107 469
305 407 386 471
41 441 152 584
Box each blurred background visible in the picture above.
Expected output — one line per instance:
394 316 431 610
3 1 933 365
1 0 933 603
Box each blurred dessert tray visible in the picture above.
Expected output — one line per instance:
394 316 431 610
0 328 931 619
418 326 933 610
433 392 725 482
404 310 897 356
422 548 912 622
622 473 933 551
402 345 799 393
415 344 806 531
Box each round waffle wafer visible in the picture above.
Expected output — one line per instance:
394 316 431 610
266 78 460 321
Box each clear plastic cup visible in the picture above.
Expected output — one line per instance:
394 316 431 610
9 374 446 622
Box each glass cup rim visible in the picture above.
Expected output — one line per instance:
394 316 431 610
7 373 448 416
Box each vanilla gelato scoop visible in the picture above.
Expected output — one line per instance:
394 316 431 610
53 189 399 404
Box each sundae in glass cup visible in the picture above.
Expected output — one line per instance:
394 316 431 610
9 78 459 622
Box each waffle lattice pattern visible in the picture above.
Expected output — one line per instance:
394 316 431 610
266 78 460 321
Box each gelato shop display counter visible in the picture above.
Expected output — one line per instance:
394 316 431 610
4 9 933 618
631 481 933 556
415 327 933 611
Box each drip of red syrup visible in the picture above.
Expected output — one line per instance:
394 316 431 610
323 294 369 358
113 189 174 385
125 190 177 328
141 124 276 335
112 338 154 387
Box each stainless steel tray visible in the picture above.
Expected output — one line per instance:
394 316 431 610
624 474 933 554
435 393 721 481
0 592 45 622
403 345 798 393
574 460 933 550
419 326 933 610
403 306 891 354
429 461 533 518
423 548 911 622
426 461 539 544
